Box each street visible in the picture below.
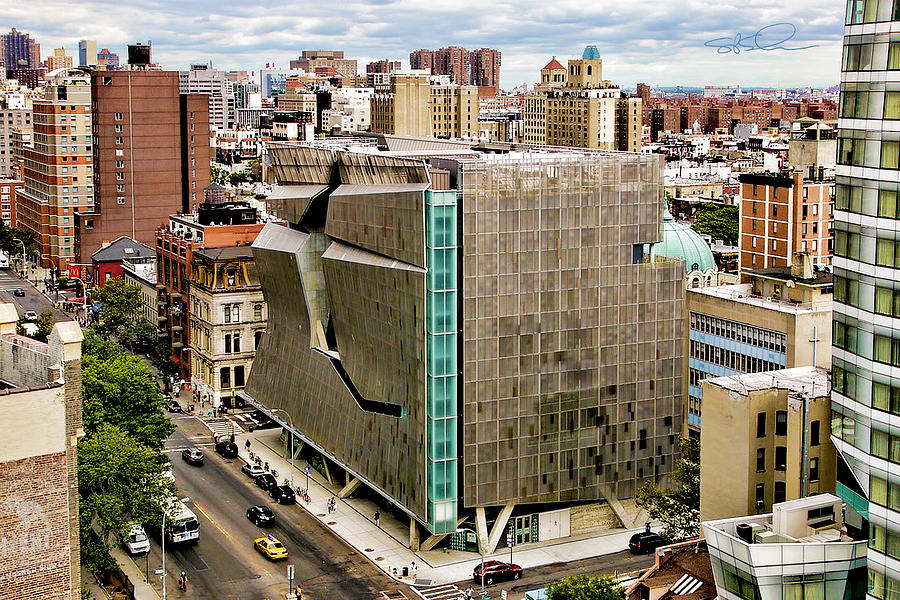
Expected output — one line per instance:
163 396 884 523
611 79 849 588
0 267 70 322
127 414 407 600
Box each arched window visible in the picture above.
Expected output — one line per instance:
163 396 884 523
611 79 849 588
587 65 592 76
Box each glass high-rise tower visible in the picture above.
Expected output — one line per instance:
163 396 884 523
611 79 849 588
833 2 900 598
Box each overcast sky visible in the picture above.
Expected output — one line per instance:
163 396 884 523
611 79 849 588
5 0 844 90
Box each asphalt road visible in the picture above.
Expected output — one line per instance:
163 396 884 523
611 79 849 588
0 268 71 322
126 414 406 600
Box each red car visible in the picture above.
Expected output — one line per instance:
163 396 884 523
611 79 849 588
473 560 522 585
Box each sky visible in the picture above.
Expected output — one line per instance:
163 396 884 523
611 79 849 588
4 0 845 90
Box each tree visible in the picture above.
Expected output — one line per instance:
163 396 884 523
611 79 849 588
635 437 701 542
90 276 144 340
81 329 174 450
16 309 54 342
228 170 250 186
547 574 625 600
78 424 174 572
210 165 229 185
690 202 738 246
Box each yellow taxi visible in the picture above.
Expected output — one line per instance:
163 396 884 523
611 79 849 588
254 534 288 560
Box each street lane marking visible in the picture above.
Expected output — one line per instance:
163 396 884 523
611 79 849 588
164 444 215 452
192 502 240 546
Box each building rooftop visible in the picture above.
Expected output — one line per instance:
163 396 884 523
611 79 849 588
193 245 255 261
751 265 833 287
655 208 716 273
704 365 829 397
91 236 155 262
541 57 565 71
626 540 715 600
688 283 831 314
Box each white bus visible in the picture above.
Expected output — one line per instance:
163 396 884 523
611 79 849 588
164 497 199 544
0 252 9 269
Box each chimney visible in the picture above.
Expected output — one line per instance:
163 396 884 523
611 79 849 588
791 251 814 279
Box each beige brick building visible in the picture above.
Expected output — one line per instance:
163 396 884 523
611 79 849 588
700 366 835 521
371 73 479 139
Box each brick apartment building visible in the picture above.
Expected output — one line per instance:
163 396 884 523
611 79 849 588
155 196 263 379
0 177 22 226
739 170 835 272
410 46 501 91
75 69 210 263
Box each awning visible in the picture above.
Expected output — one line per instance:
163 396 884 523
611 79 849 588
69 297 87 302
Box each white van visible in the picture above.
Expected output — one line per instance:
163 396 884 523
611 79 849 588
124 523 151 555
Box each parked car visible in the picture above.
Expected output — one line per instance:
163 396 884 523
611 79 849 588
216 440 239 458
181 448 204 466
246 505 276 527
473 560 522 585
629 531 666 554
254 473 278 491
269 485 296 505
123 523 150 555
23 310 37 321
241 463 266 479
12 288 24 297
166 400 183 413
249 410 279 430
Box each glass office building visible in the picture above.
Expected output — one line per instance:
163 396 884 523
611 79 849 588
833 1 900 597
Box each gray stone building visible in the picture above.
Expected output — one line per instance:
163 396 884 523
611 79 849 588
242 140 685 553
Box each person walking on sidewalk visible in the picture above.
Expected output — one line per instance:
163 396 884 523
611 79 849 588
374 509 380 528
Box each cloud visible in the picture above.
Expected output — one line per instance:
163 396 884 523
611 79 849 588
5 0 844 88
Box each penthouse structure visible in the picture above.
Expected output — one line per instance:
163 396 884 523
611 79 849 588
242 140 684 551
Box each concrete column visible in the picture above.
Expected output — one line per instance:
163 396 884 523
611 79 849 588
475 507 489 555
486 503 515 554
338 476 361 499
409 518 420 552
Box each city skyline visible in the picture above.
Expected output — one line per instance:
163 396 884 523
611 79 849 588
5 0 843 89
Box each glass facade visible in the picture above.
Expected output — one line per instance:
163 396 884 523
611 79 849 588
425 189 459 534
836 2 900 597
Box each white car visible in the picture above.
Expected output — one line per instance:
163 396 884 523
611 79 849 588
124 523 150 555
241 462 266 478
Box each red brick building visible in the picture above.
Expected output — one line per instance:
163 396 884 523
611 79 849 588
739 170 834 272
75 70 211 263
0 177 22 226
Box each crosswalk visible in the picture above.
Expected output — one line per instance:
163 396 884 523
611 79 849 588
412 584 464 600
199 417 243 438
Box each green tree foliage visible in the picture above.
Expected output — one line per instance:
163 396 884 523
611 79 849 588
635 437 701 542
0 223 38 257
228 170 250 186
210 165 230 185
78 424 174 572
91 276 144 340
690 202 738 246
547 574 625 600
16 309 54 342
81 329 174 450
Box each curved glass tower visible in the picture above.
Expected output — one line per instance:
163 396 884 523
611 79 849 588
833 1 900 598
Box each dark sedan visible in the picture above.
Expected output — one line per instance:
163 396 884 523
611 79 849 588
181 448 204 466
473 560 522 585
246 505 276 527
12 288 24 297
215 440 239 458
255 473 278 491
269 485 295 505
166 400 183 413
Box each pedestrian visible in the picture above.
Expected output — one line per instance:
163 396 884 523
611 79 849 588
179 571 187 591
245 439 251 452
374 509 380 528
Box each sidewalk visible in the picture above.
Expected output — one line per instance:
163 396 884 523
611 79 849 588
237 426 644 588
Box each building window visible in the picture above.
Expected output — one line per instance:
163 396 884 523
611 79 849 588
774 481 786 504
234 365 245 387
775 446 787 471
809 457 819 482
226 269 236 286
233 332 240 353
115 112 123 121
253 304 262 321
755 483 765 508
224 305 231 323
115 136 123 145
255 330 264 349
220 367 230 388
775 410 787 435
224 334 231 353
756 412 766 438
232 304 240 322
811 420 820 446
117 196 125 204
756 448 766 472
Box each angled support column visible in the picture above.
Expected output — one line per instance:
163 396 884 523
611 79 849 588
475 507 489 556
486 503 515 554
338 476 361 499
420 516 467 552
410 518 420 552
320 454 334 485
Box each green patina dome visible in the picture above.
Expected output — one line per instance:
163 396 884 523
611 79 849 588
656 207 716 272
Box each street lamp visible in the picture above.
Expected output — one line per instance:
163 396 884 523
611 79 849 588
270 407 295 490
457 527 486 599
